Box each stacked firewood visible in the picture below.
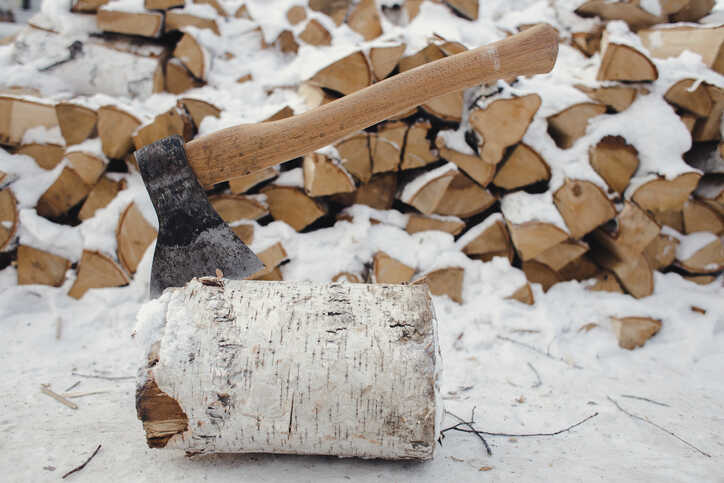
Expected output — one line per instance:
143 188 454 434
0 0 722 313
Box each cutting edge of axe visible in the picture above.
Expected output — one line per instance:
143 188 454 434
135 24 559 297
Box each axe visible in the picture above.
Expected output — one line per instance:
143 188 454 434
136 24 558 297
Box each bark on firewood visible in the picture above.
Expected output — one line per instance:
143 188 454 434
469 94 541 165
610 316 662 350
631 172 701 214
68 250 130 299
577 85 637 113
0 96 58 147
664 79 712 118
547 103 607 149
78 176 124 221
209 194 268 222
174 32 209 81
507 283 535 305
398 165 456 215
435 135 495 187
597 40 658 82
347 0 382 41
36 167 92 219
55 102 97 146
309 51 372 96
165 11 220 35
0 188 18 251
228 167 278 194
553 179 616 239
369 44 406 80
589 135 639 195
117 203 157 275
406 214 465 236
643 233 678 270
303 153 356 196
493 143 550 190
15 143 64 170
136 279 439 459
434 172 496 218
166 59 204 95
261 186 326 231
371 122 406 174
507 220 569 261
639 25 724 74
97 105 142 159
412 267 464 303
461 217 514 263
372 251 415 284
97 7 164 38
180 98 220 129
337 133 372 183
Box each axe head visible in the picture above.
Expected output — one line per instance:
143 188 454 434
136 136 264 298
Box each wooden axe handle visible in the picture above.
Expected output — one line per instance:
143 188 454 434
185 24 558 187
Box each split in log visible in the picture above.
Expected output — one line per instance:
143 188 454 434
522 261 561 292
401 122 436 170
228 167 278 194
460 216 514 263
65 150 106 186
610 316 662 350
68 250 130 299
575 1 666 30
372 251 415 284
15 144 64 170
309 51 372 96
165 59 204 95
17 245 70 287
371 122 406 174
469 94 541 165
632 172 701 213
337 133 372 183
173 32 209 81
165 10 220 35
589 135 639 195
55 102 97 146
369 44 406 80
434 172 496 218
693 86 724 142
78 177 124 221
249 242 288 280
180 98 220 129
507 283 535 305
303 153 356 197
577 85 637 113
592 201 660 260
97 105 142 159
0 96 58 147
436 134 495 187
592 249 653 299
554 179 616 239
412 267 464 303
507 220 569 262
36 167 92 219
398 164 456 215
597 40 658 82
547 103 607 149
664 79 712 118
117 203 157 275
97 7 164 38
586 271 624 293
133 107 195 150
347 0 382 41
639 25 724 74
643 233 678 270
676 235 724 274
445 0 478 20
0 188 18 251
533 240 589 272
406 214 464 236
299 19 332 46
209 194 268 222
261 186 326 231
286 5 307 24
493 143 550 190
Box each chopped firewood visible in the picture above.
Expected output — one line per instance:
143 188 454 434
97 105 141 159
575 1 665 31
571 29 603 57
180 98 220 129
677 235 724 274
252 266 283 281
399 44 445 72
78 177 124 221
303 153 356 196
174 32 209 81
643 233 679 270
299 19 332 46
412 267 464 303
559 253 600 282
133 107 195 150
587 271 624 293
369 44 406 80
249 242 288 280
371 122 406 174
228 167 278 194
589 136 639 195
405 0 423 21
337 133 372 182
593 201 660 260
679 111 698 133
445 0 478 20
195 0 227 16
209 194 268 222
261 186 326 231
36 167 92 219
406 214 465 236
165 10 220 35
469 94 541 165
332 272 363 283
652 210 684 232
401 122 436 170
534 240 589 272
493 143 550 190
693 86 724 142
593 250 653 299
398 164 456 215
522 261 561 292
165 59 203 94
17 245 69 286
68 250 130 299
576 85 637 113
639 25 724 74
0 96 58 146
664 79 712 118
632 172 701 214
309 51 372 96
610 317 662 350
436 136 495 187
297 82 337 109
597 40 658 82
72 0 111 12
55 102 97 146
547 103 607 149
671 0 715 22
15 143 64 170
684 274 716 284
275 30 299 54
287 5 307 24
507 283 535 305
97 7 163 38
263 106 294 123
372 251 415 284
340 173 397 210
231 223 254 244
65 151 106 186
309 0 349 25
347 0 382 41
145 0 184 9
461 216 514 262
117 203 157 275
553 179 616 239
507 221 569 261
435 173 496 218
423 91 465 122
683 199 724 234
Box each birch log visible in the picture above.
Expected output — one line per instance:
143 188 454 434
136 279 441 460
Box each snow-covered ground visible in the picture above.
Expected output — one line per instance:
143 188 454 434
1 0 724 481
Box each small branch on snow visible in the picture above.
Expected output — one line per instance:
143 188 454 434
63 391 110 399
620 394 670 407
40 385 78 410
62 444 101 479
439 407 492 456
607 396 711 458
496 335 583 369
527 362 542 388
71 372 134 381
64 381 81 392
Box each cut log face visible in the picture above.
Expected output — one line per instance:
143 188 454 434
165 59 204 95
436 136 495 187
310 51 372 96
593 201 660 260
639 25 724 74
303 153 356 196
577 85 637 113
469 94 541 165
589 135 639 195
180 98 221 129
587 271 624 293
299 19 332 46
399 166 456 215
209 195 268 222
683 199 724 234
65 151 107 186
55 102 97 146
228 167 278 194
553 179 616 239
575 1 665 30
0 188 18 251
547 103 607 149
97 106 142 159
231 223 254 245
533 240 589 272
412 267 464 303
17 245 70 287
664 79 712 118
399 44 445 73
145 0 184 9
571 29 603 57
0 96 58 147
678 237 724 274
597 42 658 82
632 172 701 213
78 177 124 221
275 30 300 54
165 11 220 35
593 250 653 299
610 317 662 350
348 173 397 210
493 143 550 190
117 203 157 275
15 144 65 170
36 167 92 219
434 173 496 218
401 122 436 170
522 260 561 292
97 8 164 38
423 91 464 122
693 85 724 142
461 218 514 263
559 253 599 282
372 251 415 284
249 242 288 279
445 0 478 20
68 250 130 299
286 5 307 24
653 210 684 232
263 106 294 123
369 44 406 80
406 214 465 236
174 33 209 81
309 0 351 25
347 0 382 41
73 0 111 12
507 283 535 305
337 134 372 183
643 233 678 270
671 0 715 22
507 221 569 261
133 108 195 150
261 186 326 231
371 122 406 174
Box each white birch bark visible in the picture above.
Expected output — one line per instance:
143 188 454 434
135 279 441 460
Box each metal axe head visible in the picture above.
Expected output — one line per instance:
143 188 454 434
136 136 264 298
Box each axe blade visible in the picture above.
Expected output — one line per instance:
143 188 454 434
136 136 264 298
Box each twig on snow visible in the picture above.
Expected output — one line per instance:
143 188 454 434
607 396 710 458
527 362 542 388
496 335 583 369
62 444 101 479
71 372 134 381
440 407 492 456
63 391 110 399
64 381 81 392
620 394 670 407
40 385 78 410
